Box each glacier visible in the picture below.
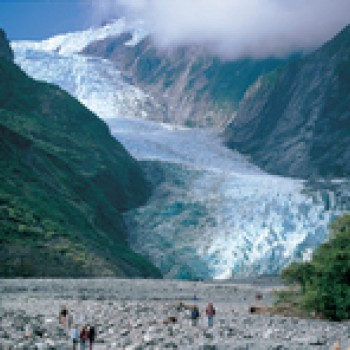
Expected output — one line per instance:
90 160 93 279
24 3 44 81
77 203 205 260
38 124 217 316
12 21 350 279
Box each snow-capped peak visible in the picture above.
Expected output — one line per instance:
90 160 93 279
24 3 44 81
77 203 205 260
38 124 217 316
12 18 147 56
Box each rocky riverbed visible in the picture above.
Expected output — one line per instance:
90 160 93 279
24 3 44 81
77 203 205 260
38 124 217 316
0 278 349 349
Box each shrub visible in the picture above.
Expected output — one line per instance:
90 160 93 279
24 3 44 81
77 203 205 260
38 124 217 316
281 214 350 320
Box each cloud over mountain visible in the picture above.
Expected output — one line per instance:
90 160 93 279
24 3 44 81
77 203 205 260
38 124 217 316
92 0 350 59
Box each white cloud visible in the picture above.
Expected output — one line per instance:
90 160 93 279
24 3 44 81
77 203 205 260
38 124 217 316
92 0 350 59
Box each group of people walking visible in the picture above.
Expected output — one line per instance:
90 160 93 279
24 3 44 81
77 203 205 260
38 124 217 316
59 306 96 350
70 324 95 350
59 302 214 349
191 303 216 327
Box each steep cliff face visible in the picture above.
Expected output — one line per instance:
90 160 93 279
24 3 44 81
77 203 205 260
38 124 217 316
224 25 350 179
0 30 160 277
0 29 14 61
83 35 291 127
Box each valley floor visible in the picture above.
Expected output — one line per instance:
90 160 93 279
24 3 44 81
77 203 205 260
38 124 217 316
1 279 349 349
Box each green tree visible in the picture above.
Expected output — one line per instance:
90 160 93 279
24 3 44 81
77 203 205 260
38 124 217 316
281 214 350 320
281 261 314 293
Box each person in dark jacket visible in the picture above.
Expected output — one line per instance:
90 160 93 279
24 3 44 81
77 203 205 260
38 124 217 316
88 325 96 350
191 305 200 326
59 305 68 326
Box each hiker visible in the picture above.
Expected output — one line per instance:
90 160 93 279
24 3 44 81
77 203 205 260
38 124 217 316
205 303 216 327
71 324 79 350
88 325 96 350
79 325 89 350
191 305 200 326
59 305 68 326
24 324 32 338
67 310 74 334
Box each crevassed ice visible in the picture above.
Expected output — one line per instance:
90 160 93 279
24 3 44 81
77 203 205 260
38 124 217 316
108 118 348 279
13 46 154 119
12 23 350 279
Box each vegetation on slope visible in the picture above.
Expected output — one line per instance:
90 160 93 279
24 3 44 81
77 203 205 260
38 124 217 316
280 214 350 320
0 40 160 277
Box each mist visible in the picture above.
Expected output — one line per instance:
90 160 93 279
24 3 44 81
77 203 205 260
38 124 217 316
91 0 350 59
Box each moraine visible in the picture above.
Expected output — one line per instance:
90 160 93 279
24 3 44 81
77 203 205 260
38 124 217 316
12 20 350 279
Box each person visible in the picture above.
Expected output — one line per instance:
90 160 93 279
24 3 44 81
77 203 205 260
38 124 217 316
24 324 32 338
88 325 96 350
79 325 88 350
205 303 216 327
71 324 79 350
67 311 74 335
59 305 68 326
191 305 200 326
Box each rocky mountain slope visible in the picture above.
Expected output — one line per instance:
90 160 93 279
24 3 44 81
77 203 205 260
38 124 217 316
0 29 160 277
83 34 293 127
224 24 350 179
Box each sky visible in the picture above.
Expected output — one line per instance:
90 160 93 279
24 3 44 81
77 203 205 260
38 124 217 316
1 0 350 59
0 0 94 40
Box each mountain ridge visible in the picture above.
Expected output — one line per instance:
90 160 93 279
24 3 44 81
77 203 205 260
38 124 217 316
224 24 350 179
0 29 161 277
0 29 13 61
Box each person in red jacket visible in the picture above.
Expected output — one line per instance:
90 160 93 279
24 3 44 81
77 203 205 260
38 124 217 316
79 325 88 350
205 303 216 327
